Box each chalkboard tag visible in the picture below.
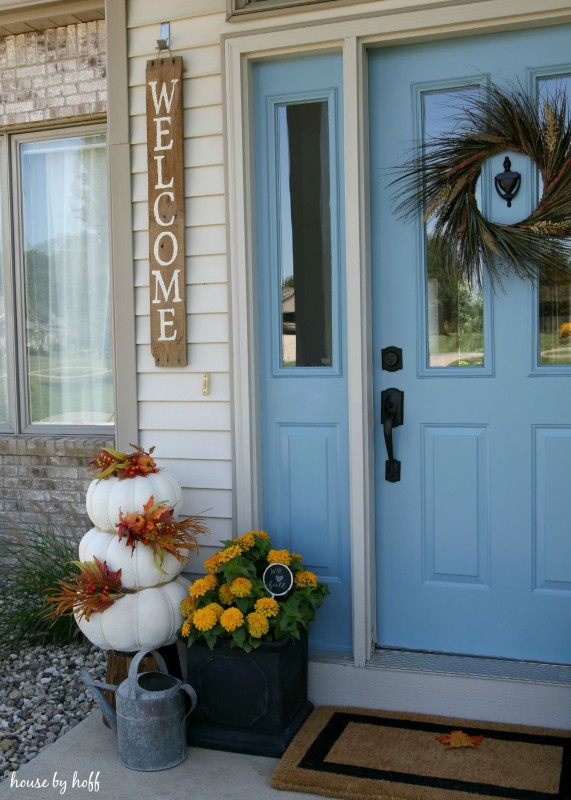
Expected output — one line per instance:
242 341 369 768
262 563 294 597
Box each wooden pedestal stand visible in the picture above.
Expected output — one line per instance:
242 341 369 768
102 642 183 726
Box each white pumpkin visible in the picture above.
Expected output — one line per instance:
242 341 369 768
85 470 183 533
78 527 185 588
75 577 189 652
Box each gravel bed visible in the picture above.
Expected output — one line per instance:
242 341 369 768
0 641 107 783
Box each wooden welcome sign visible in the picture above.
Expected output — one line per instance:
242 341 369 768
146 56 187 367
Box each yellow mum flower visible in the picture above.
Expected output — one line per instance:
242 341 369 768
204 552 222 574
295 570 318 588
235 532 256 550
180 597 195 617
217 544 242 565
188 574 218 598
246 612 269 638
220 607 244 632
252 530 270 540
230 577 252 598
181 619 191 637
192 604 220 632
254 597 280 618
208 602 224 620
267 549 291 566
218 583 235 606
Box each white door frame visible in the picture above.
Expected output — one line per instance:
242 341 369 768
223 0 571 669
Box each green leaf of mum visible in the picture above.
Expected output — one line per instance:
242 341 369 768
232 627 247 647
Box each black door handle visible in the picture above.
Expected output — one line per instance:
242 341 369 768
381 388 404 482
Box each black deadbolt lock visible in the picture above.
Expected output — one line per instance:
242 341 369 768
382 346 403 372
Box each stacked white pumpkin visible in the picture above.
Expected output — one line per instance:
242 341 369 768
76 468 189 652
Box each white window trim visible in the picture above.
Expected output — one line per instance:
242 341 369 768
223 0 570 668
0 133 18 434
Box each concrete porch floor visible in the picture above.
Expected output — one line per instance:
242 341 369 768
0 712 314 800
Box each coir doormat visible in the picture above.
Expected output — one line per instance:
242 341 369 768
270 706 571 800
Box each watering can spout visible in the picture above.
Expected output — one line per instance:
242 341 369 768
81 668 118 734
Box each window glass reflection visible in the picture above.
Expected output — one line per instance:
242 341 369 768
0 184 7 424
423 89 485 369
278 102 332 368
537 75 571 366
21 134 113 424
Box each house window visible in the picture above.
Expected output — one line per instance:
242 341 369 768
2 125 113 434
234 0 332 7
0 190 7 425
229 0 375 17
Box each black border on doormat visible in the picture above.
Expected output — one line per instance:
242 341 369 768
298 712 571 800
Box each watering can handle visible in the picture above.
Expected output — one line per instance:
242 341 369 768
128 648 169 687
181 684 198 720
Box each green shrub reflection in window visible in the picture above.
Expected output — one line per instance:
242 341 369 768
426 235 484 368
539 274 571 365
537 74 571 367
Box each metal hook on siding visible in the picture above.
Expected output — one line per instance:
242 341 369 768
156 21 171 54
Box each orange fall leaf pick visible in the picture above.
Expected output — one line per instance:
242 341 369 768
116 494 208 571
436 730 484 749
44 557 133 622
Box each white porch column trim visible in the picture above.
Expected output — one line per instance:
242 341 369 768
343 36 375 666
224 42 262 533
106 0 138 448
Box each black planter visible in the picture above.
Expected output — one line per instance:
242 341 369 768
185 633 313 757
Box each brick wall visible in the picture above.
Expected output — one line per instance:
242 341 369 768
0 20 106 126
0 21 109 554
0 437 114 547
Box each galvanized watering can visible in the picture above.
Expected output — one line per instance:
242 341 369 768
82 648 197 772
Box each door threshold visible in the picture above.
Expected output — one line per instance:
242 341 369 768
369 648 571 686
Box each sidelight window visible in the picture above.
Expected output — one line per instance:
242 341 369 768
278 101 333 369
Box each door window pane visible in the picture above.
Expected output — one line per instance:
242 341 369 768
21 134 113 425
539 276 571 364
537 75 571 366
423 90 485 369
278 102 332 368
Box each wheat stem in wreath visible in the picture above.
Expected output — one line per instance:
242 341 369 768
391 82 571 287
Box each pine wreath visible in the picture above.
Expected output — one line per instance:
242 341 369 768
392 82 571 287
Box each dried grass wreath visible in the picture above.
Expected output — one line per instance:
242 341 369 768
392 82 571 287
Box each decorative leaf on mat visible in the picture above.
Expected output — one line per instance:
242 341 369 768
436 730 484 749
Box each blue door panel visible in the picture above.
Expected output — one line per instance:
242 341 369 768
370 25 571 663
254 53 352 652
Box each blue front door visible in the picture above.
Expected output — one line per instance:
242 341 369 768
254 54 352 652
370 26 571 663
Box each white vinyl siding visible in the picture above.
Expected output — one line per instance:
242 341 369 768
127 2 231 567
